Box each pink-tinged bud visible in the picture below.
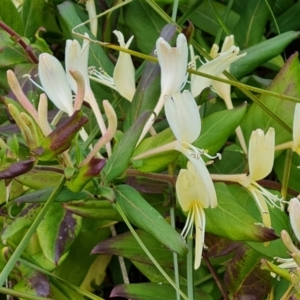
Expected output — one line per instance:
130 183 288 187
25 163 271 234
67 158 106 192
34 110 88 161
0 159 35 179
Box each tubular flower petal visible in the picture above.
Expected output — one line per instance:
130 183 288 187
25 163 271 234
164 90 200 144
209 35 236 108
248 128 275 181
165 89 218 211
38 53 74 116
289 198 300 242
176 161 216 269
190 44 245 98
239 128 282 227
65 34 91 100
156 33 188 96
293 103 300 154
113 30 136 102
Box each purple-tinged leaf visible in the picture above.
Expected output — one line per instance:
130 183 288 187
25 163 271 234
0 159 34 179
224 245 272 299
37 203 82 265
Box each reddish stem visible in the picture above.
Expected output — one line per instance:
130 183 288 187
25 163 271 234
0 21 39 64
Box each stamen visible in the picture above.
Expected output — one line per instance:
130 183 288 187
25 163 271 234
22 74 44 91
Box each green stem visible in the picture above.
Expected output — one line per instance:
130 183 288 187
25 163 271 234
113 202 189 300
0 287 54 300
170 206 180 300
0 176 66 287
171 0 179 21
186 229 194 300
281 148 293 200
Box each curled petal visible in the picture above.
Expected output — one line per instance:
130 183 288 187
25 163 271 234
165 90 200 144
157 33 188 96
191 45 245 98
113 30 136 101
38 53 73 116
249 128 275 181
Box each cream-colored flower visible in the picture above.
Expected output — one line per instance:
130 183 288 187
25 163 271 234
212 128 282 228
177 161 217 269
38 53 74 116
190 41 245 98
89 31 136 102
165 90 218 205
156 33 188 96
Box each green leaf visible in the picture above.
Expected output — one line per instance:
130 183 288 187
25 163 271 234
102 111 151 182
37 203 82 264
111 283 213 300
241 52 300 146
2 204 41 240
21 0 45 38
114 185 187 256
132 128 179 172
228 185 289 258
15 167 63 189
123 0 167 54
63 200 122 220
233 0 275 48
231 31 300 78
92 230 183 267
195 104 247 154
270 2 300 33
14 187 92 203
0 0 24 35
182 0 240 37
224 245 272 299
206 183 278 242
55 222 110 286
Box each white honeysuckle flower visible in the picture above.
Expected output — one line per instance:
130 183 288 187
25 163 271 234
165 90 218 205
113 30 136 101
289 197 300 242
89 31 136 102
293 104 300 154
210 35 235 108
38 53 74 116
235 128 282 227
65 33 92 102
212 128 283 228
190 43 245 98
176 161 217 269
137 33 189 145
156 33 188 96
65 34 110 153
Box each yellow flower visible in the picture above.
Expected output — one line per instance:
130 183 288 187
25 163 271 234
177 161 217 269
